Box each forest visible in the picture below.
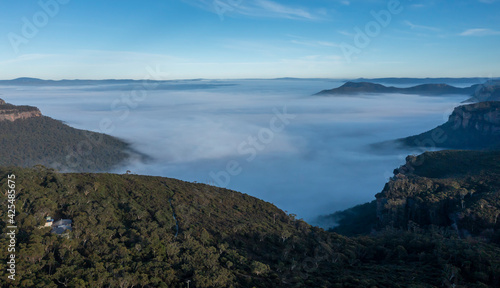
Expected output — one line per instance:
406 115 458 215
0 161 499 287
0 116 136 172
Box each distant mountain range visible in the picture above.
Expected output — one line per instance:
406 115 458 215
315 81 480 96
0 77 236 91
351 77 498 85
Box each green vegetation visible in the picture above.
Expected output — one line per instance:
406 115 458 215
317 201 377 236
376 150 500 239
0 104 40 113
329 149 500 240
1 166 499 287
0 116 135 172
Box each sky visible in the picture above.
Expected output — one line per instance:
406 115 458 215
1 0 500 79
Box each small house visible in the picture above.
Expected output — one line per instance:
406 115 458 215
51 219 72 234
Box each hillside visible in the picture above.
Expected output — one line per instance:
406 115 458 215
1 166 500 287
315 81 478 96
325 150 500 240
398 101 500 150
0 99 139 172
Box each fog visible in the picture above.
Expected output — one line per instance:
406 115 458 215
0 79 470 225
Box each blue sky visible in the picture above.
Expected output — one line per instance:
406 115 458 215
1 0 499 79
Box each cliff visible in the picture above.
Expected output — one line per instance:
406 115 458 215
0 98 42 121
376 150 500 238
398 101 500 149
465 81 500 102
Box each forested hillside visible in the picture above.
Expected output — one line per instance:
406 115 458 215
1 166 499 287
0 116 134 172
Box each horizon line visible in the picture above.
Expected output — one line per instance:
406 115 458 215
1 76 499 82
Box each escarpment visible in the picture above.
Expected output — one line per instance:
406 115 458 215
398 101 500 149
376 150 500 237
0 98 42 121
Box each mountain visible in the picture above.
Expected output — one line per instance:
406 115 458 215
0 77 146 86
352 77 495 85
378 150 500 236
0 78 237 92
0 99 141 172
324 150 500 239
1 166 500 287
315 81 479 96
398 101 500 150
465 81 500 102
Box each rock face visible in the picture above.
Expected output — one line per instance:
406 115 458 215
376 150 500 237
465 81 500 102
398 101 500 149
0 98 42 121
450 101 500 135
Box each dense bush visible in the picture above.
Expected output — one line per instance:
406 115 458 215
0 116 135 172
0 166 499 287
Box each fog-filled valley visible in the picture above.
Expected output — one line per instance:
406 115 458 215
0 79 476 224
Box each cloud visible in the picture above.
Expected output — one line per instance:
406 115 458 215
459 28 500 36
0 54 53 66
403 21 440 32
183 0 326 20
290 39 341 48
4 80 469 223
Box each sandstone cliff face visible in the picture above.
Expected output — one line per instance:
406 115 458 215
376 151 500 237
450 101 500 135
399 101 500 149
0 109 42 121
0 98 42 121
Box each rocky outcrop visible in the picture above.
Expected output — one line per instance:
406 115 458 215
450 101 500 135
376 150 500 238
398 101 500 149
0 98 42 121
465 81 500 102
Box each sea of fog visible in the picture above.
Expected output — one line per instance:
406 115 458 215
0 79 473 226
